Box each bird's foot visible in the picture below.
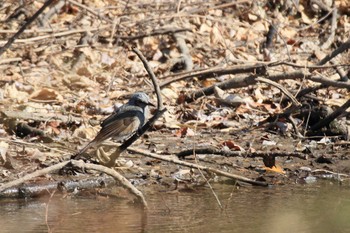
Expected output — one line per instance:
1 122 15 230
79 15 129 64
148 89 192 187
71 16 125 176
96 146 122 168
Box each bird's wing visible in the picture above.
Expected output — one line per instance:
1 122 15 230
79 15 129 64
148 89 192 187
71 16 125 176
100 106 122 127
77 107 144 155
94 111 143 143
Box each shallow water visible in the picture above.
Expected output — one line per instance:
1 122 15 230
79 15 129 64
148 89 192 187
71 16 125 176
1 182 350 233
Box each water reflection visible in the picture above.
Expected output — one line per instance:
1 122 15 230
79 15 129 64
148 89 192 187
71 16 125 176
0 183 349 233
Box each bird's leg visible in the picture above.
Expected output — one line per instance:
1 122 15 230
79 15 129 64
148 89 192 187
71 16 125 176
96 145 123 167
96 146 110 164
105 147 122 167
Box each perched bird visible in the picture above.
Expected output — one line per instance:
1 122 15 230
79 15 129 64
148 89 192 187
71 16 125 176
77 92 154 156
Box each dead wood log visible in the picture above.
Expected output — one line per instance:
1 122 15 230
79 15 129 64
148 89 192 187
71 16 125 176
176 148 308 160
0 176 116 198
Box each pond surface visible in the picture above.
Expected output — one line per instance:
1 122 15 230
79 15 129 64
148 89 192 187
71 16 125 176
1 182 350 233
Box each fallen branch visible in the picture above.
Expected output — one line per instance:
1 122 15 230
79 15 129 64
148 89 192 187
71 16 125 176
160 63 267 88
310 98 350 131
318 36 350 65
176 148 308 160
40 0 66 27
308 75 350 89
172 32 193 71
0 161 70 192
0 26 110 46
185 70 350 102
0 58 22 64
0 160 148 208
70 160 148 208
128 147 269 186
0 176 116 198
256 77 301 107
321 8 338 50
67 0 111 23
99 27 191 42
0 0 56 56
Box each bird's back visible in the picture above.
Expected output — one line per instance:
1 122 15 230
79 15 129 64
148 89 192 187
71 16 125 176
101 104 145 128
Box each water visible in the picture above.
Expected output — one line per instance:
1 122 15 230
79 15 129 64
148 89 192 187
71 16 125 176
0 183 349 233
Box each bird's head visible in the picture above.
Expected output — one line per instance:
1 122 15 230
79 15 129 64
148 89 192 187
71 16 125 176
129 92 155 108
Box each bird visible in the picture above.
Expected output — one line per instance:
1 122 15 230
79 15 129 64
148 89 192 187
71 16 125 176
76 92 154 156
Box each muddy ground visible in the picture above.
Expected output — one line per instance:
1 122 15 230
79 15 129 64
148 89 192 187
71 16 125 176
0 0 350 198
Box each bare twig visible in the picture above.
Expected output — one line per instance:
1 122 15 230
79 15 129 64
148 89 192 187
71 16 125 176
160 61 350 88
128 147 269 186
0 26 110 46
71 32 91 71
98 28 191 42
310 98 350 131
321 8 338 50
0 58 22 64
70 160 148 208
308 75 350 89
279 61 350 69
0 0 56 56
40 0 65 27
161 63 267 88
0 176 117 198
0 161 70 192
298 9 333 31
0 159 148 208
318 36 350 65
256 77 301 107
172 32 193 71
177 148 308 160
67 0 112 23
185 70 350 103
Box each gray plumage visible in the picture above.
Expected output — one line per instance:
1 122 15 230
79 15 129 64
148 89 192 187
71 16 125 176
78 92 153 155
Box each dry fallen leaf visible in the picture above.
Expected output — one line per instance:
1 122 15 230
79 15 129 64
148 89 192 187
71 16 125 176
222 140 245 152
174 127 195 138
264 165 286 174
30 88 63 102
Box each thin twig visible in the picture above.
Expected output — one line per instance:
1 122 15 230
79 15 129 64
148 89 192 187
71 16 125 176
0 0 56 56
0 161 70 192
67 0 112 23
256 77 301 107
310 98 350 131
321 8 338 50
128 147 269 186
0 58 22 64
318 36 350 65
0 26 110 45
177 148 308 160
185 70 350 102
70 160 148 208
161 63 267 88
